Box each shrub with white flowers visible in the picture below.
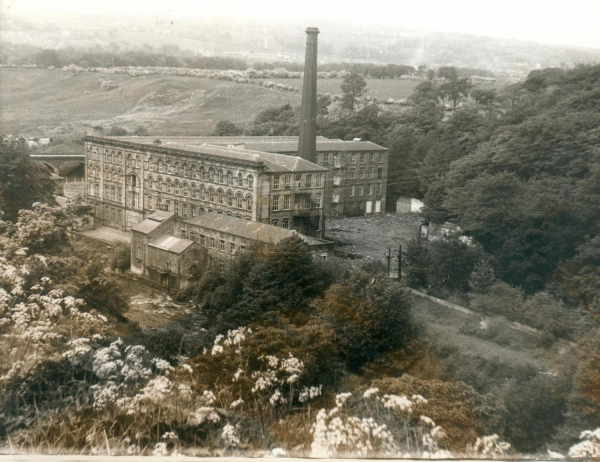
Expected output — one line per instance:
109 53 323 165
569 428 600 458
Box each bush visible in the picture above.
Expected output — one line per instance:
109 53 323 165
109 243 131 273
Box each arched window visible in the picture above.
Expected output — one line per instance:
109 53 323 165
236 192 243 209
247 175 254 189
208 187 215 202
159 160 164 172
107 152 113 163
191 183 197 198
174 180 180 195
227 171 233 186
192 166 198 179
126 154 131 167
147 175 153 189
149 158 155 171
315 193 322 209
166 178 172 194
238 173 243 187
219 169 224 184
117 152 122 164
184 164 190 177
147 195 153 210
217 188 224 205
200 185 206 201
183 182 189 197
167 162 172 174
209 167 215 181
135 156 141 169
157 176 163 192
227 190 234 206
201 167 208 181
246 194 253 211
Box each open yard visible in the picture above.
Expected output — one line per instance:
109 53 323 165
326 213 422 264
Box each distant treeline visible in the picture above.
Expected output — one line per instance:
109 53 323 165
1 43 495 79
0 43 248 71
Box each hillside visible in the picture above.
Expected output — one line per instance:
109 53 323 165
0 68 302 137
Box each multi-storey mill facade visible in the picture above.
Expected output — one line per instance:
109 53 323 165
84 132 328 238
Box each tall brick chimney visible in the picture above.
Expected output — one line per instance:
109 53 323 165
298 27 319 163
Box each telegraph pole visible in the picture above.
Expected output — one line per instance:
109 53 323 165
387 247 391 278
397 245 402 280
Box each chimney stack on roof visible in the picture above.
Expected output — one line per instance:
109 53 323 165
298 27 319 163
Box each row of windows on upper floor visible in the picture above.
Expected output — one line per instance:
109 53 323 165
89 182 254 211
272 173 323 190
272 194 322 211
87 162 257 189
317 151 385 167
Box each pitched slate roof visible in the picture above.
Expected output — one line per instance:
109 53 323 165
131 219 163 235
183 214 328 247
96 137 327 173
149 235 194 254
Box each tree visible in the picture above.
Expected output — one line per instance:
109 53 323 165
0 138 56 222
213 120 242 136
341 72 367 111
471 88 497 111
404 237 430 288
317 267 415 371
440 78 473 110
469 259 496 294
438 66 458 81
317 94 332 116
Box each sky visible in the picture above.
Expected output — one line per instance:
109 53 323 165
3 0 600 49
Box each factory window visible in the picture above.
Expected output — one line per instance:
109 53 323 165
284 174 291 188
283 195 291 210
370 153 375 162
377 167 383 179
200 234 206 247
273 175 281 190
376 184 382 195
210 237 216 249
361 153 366 163
315 173 323 187
272 196 280 211
369 168 374 178
379 153 384 163
192 205 197 217
350 186 355 197
315 193 322 208
351 154 357 164
305 174 312 188
349 169 356 180
282 218 289 229
272 219 279 226
230 242 236 255
359 170 365 179
220 239 225 252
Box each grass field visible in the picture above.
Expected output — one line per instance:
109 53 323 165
251 78 422 100
0 68 301 137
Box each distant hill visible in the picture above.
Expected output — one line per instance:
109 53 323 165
2 14 600 74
